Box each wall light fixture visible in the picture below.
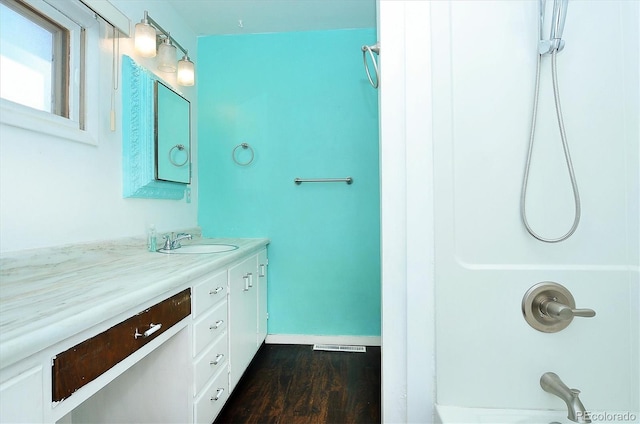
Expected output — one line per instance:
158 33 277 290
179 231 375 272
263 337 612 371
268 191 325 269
134 11 195 86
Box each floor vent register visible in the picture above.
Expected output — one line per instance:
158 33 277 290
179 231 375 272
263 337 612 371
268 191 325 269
312 344 366 353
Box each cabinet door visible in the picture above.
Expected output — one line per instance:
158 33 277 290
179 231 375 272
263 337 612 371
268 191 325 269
0 366 43 423
257 248 268 345
228 255 258 391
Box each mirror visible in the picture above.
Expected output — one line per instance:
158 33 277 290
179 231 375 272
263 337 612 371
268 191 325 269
155 80 191 184
122 55 190 200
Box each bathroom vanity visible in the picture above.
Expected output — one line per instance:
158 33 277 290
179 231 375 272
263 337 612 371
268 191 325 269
0 235 269 423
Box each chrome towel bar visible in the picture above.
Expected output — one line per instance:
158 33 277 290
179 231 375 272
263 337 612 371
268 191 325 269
294 177 353 185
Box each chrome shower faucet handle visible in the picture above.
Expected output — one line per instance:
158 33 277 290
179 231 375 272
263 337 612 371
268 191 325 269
539 299 596 320
522 282 596 332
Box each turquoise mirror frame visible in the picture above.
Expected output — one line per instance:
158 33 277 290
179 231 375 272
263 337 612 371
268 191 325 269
122 55 190 200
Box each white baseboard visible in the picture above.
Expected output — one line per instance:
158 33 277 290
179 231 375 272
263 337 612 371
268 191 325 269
265 334 381 347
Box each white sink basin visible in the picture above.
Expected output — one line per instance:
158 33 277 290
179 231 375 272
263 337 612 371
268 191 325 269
157 244 239 254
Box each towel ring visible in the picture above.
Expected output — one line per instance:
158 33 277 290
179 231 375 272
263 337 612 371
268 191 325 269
169 144 189 167
362 43 380 89
232 142 254 166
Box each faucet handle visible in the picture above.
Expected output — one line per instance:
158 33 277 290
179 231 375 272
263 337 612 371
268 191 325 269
542 300 596 320
523 282 596 332
570 308 596 318
170 232 191 249
161 234 172 250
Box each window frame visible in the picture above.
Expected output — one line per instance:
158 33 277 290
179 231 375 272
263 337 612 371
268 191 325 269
0 0 71 116
0 0 99 145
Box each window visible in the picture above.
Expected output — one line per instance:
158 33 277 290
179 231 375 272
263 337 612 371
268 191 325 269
0 0 98 144
0 0 70 116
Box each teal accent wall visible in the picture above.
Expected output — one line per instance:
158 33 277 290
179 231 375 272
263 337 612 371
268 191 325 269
197 29 380 337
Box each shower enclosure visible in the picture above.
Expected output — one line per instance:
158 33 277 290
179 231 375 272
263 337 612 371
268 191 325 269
378 1 639 422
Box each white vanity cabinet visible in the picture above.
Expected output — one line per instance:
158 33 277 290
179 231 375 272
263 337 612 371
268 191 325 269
0 364 43 423
0 238 269 424
192 246 268 422
228 254 259 390
228 247 268 391
257 248 269 345
192 269 230 423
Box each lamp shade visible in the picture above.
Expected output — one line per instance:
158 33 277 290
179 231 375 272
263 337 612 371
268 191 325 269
134 22 156 58
177 56 195 86
157 37 177 72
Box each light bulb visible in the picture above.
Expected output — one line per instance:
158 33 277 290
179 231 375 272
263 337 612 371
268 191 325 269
157 37 177 73
134 21 156 58
177 56 195 86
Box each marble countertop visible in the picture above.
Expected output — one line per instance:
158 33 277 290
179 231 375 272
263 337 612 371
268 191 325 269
0 235 269 369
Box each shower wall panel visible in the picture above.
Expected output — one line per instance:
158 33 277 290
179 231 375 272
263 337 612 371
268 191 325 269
433 0 638 412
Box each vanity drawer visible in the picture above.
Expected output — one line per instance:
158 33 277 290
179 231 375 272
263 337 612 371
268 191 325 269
193 300 227 357
52 289 191 402
193 270 227 318
194 367 229 424
194 333 228 395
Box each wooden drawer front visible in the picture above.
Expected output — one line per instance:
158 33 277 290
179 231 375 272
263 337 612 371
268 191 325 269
194 333 228 395
193 270 227 318
194 368 228 424
193 300 227 357
52 289 191 402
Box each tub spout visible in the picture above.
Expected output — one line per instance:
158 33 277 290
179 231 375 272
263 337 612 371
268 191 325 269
540 372 591 423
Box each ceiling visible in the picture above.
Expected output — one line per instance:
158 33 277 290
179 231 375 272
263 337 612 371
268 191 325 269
164 0 376 36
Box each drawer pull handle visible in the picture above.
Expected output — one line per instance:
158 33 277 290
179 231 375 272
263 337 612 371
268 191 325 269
259 264 266 277
210 320 224 330
248 272 253 287
210 354 224 365
211 388 225 401
209 286 224 295
134 323 162 339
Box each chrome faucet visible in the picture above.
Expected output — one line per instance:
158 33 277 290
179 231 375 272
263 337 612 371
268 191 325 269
540 372 591 423
161 233 192 250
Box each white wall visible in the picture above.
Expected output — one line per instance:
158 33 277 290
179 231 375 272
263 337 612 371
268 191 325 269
379 1 435 423
379 0 639 421
0 0 198 253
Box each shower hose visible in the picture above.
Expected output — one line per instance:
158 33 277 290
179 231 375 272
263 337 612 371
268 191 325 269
521 50 581 243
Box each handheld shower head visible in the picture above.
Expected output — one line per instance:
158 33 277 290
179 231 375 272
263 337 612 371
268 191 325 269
550 0 568 41
539 0 569 55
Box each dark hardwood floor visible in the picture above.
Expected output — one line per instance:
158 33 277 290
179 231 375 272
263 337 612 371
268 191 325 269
214 344 381 424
